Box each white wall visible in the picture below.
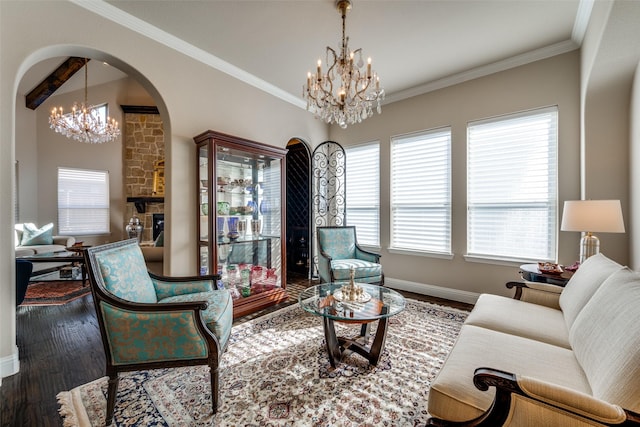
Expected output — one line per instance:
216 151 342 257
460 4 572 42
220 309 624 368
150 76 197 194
0 0 328 380
330 51 582 298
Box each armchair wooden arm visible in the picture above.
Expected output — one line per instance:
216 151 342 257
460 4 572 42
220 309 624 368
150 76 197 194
428 368 640 426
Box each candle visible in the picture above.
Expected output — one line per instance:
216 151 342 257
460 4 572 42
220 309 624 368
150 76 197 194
317 59 322 77
367 57 372 78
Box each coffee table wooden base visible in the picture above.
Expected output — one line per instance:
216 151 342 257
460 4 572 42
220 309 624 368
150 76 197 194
323 311 389 368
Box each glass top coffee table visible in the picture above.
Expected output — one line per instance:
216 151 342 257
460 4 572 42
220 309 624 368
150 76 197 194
299 282 406 368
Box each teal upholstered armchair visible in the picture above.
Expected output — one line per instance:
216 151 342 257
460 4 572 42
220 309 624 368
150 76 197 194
317 226 384 285
84 239 233 426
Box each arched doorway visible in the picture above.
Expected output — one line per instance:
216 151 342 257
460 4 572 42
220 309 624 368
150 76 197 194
285 138 312 279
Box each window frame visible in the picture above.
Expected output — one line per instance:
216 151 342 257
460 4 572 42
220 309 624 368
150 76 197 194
345 141 380 248
389 126 452 258
466 106 559 264
57 166 110 236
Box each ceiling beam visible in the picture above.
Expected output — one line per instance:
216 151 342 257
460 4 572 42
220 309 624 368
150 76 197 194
25 57 90 110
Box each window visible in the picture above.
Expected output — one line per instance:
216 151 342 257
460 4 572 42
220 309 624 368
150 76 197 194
390 128 451 254
467 106 558 261
58 167 110 235
345 142 380 247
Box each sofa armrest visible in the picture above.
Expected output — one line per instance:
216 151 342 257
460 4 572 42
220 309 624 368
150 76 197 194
429 368 640 426
462 368 640 426
53 235 76 247
506 281 562 309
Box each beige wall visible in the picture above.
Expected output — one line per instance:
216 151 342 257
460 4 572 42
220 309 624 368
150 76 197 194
330 51 582 298
0 0 328 380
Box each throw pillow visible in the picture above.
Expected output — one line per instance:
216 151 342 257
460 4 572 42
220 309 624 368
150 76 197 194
20 223 54 246
154 230 164 247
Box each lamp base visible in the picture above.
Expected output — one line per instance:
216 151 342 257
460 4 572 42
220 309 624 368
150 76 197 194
579 232 600 264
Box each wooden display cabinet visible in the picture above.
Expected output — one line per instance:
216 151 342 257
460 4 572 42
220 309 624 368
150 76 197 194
194 130 288 319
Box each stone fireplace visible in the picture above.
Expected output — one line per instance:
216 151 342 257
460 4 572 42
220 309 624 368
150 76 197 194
122 105 164 243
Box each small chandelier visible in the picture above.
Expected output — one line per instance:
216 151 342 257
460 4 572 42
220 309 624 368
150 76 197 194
303 0 384 129
49 58 120 144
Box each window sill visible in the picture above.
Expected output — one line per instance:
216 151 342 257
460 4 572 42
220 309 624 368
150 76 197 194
388 247 454 260
463 254 545 267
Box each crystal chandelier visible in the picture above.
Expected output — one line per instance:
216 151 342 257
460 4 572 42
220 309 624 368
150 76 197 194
303 0 384 129
49 58 120 143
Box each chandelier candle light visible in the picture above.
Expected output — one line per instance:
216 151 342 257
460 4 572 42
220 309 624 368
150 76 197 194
49 58 120 143
303 0 384 129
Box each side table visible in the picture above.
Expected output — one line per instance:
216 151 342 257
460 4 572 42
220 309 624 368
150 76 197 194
506 264 574 308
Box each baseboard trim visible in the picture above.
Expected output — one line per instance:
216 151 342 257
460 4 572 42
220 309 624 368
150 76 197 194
0 346 20 383
386 277 480 305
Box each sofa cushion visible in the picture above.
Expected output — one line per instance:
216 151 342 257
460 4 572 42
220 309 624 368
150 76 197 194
20 222 54 246
428 325 591 423
559 253 623 330
569 268 640 413
95 243 158 304
465 294 570 348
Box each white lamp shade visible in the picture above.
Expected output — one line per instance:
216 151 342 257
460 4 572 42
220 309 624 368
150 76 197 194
561 200 625 233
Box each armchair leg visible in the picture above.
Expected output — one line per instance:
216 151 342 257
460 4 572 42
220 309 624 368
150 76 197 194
106 374 119 426
209 363 219 414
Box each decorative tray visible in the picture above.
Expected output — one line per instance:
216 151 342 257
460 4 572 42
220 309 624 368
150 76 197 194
538 262 563 275
333 289 371 303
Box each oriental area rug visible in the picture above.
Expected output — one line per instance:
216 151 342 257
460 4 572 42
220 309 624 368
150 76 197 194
57 299 469 426
22 281 91 306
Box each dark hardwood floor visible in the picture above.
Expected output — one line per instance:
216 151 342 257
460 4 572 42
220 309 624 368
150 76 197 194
1 273 472 427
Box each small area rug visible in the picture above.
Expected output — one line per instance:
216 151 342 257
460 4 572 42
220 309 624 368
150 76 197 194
57 299 468 426
22 281 91 306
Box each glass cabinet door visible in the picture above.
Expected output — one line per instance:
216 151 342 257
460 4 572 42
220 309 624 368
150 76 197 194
198 144 210 275
216 146 283 297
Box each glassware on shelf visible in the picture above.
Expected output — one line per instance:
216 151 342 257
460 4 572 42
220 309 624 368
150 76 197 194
227 217 240 240
217 217 225 241
238 219 247 239
251 219 262 237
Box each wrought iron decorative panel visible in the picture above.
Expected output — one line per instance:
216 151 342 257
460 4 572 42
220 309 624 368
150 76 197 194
312 141 346 276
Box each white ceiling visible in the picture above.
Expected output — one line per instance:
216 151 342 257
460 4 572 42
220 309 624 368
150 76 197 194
19 0 589 107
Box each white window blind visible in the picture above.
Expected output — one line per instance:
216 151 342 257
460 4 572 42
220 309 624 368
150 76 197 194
467 106 558 261
345 142 380 246
58 167 110 236
391 128 451 254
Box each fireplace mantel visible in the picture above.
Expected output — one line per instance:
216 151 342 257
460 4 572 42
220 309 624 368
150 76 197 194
127 196 164 213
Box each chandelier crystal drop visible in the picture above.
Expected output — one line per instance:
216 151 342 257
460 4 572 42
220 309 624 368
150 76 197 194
303 0 384 129
49 58 120 144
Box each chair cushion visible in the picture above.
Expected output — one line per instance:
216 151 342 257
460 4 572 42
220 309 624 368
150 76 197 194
569 268 640 413
160 290 233 350
559 253 623 330
95 244 158 304
20 222 54 246
318 227 356 260
331 259 382 280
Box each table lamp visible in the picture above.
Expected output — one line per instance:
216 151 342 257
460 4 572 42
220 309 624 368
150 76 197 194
560 200 625 263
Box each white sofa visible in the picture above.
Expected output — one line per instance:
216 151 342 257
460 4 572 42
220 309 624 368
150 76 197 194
15 223 76 273
427 253 640 426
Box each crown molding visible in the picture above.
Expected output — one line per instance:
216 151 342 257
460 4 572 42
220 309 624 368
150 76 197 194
70 0 306 110
384 39 579 106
